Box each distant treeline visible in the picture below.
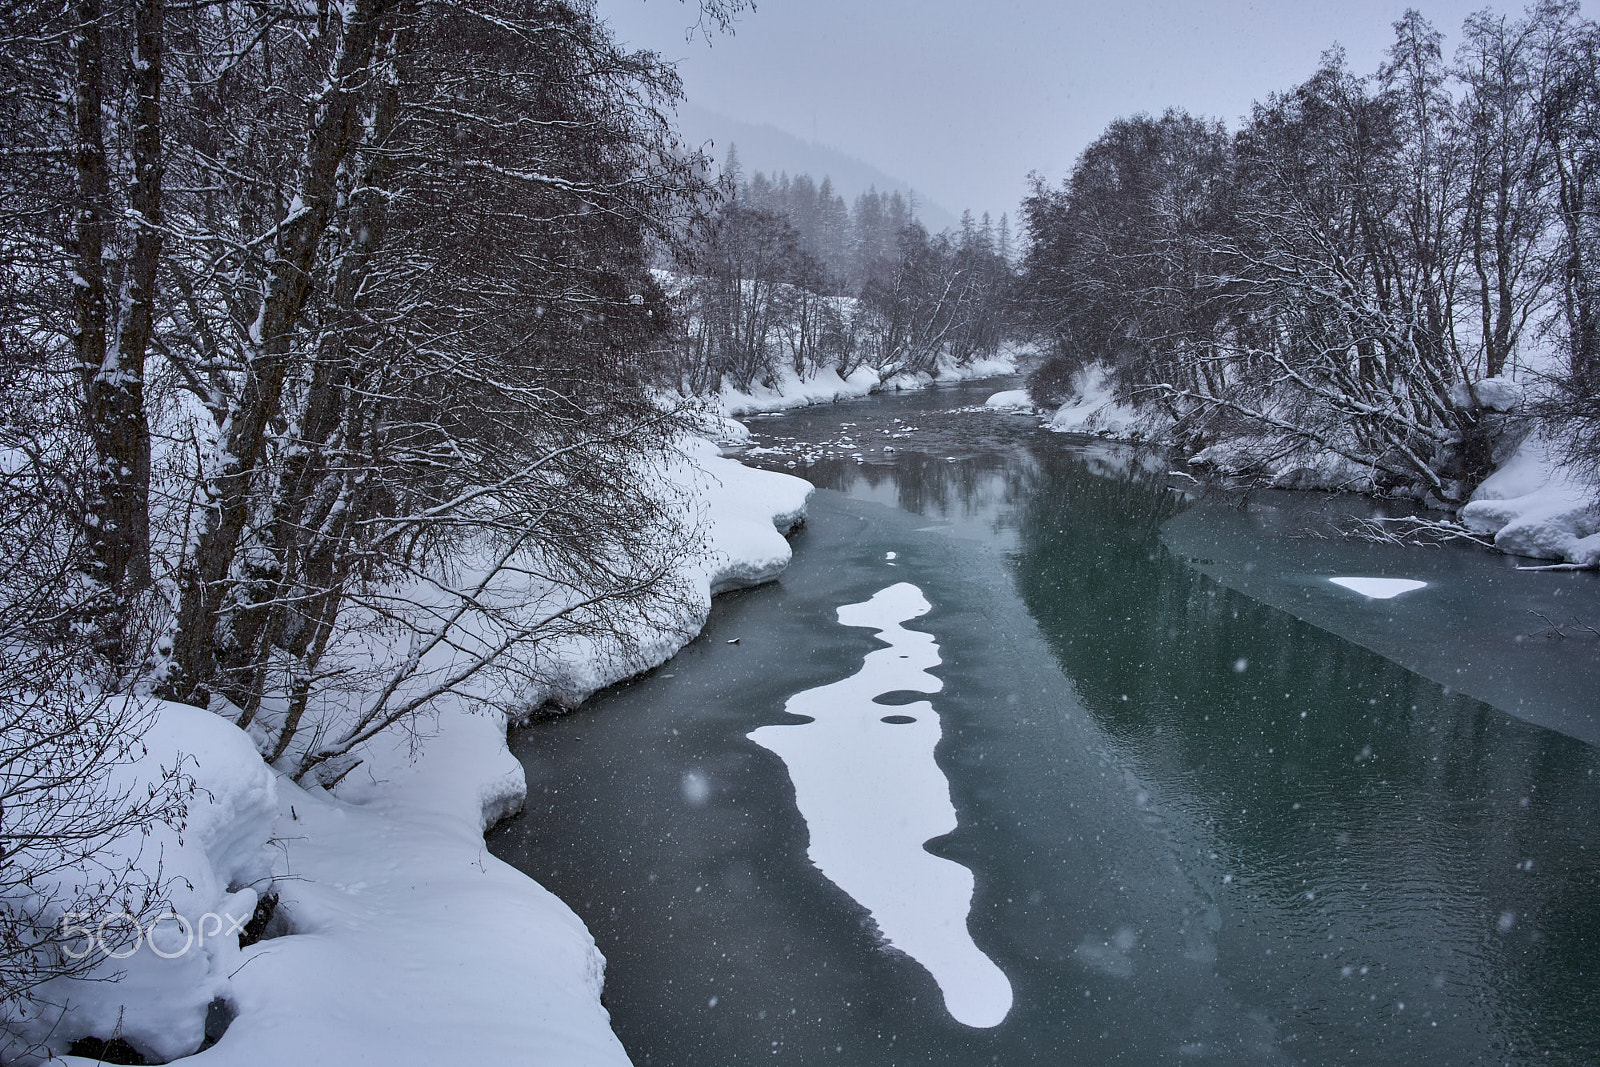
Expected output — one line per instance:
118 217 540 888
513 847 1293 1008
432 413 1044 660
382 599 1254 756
666 154 1018 394
1020 3 1600 499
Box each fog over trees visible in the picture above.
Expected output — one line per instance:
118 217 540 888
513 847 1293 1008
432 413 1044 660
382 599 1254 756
668 156 1018 394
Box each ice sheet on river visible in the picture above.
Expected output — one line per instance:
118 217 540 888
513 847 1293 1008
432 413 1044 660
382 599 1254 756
747 582 1013 1029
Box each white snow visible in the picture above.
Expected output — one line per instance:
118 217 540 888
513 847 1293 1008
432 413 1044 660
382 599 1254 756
10 701 277 1062
26 440 812 1066
1328 576 1429 600
747 583 1013 1030
1459 434 1600 566
983 388 1035 412
720 364 886 416
1448 376 1522 412
1190 437 1382 493
189 706 634 1067
717 350 1019 417
918 350 1022 386
1045 364 1150 438
1025 362 1597 569
681 436 811 594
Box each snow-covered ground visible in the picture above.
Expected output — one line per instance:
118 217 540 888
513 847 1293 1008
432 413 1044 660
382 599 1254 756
1036 364 1150 439
1461 433 1600 567
25 440 811 1066
10 703 276 1063
719 350 1019 417
720 364 887 416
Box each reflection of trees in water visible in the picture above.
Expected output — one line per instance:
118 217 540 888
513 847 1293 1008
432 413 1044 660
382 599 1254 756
798 450 1031 527
1008 444 1600 1059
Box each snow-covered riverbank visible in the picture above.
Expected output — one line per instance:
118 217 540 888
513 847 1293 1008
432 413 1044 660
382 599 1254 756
27 441 810 1066
1014 367 1600 569
717 351 1020 417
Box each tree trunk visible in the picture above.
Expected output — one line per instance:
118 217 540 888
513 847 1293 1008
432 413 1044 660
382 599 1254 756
164 0 404 706
74 0 161 663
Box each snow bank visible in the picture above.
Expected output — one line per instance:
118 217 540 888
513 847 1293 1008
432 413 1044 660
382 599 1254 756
983 388 1036 413
1448 375 1522 412
1190 419 1600 564
30 443 811 1066
685 437 811 593
928 350 1021 384
533 438 811 704
718 349 1020 417
721 364 885 416
189 706 634 1067
1045 364 1151 438
1459 434 1600 566
1029 363 1597 566
12 701 276 1063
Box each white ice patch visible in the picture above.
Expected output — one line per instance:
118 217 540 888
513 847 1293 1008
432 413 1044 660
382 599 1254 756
748 583 1012 1029
1328 576 1428 600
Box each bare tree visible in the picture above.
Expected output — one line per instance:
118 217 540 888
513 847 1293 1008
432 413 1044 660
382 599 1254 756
1456 7 1558 381
0 399 189 1052
1019 22 1568 500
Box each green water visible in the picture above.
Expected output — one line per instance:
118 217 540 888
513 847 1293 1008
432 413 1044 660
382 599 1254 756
489 380 1600 1066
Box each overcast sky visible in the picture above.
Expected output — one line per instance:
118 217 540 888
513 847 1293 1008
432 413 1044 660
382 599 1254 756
598 0 1569 223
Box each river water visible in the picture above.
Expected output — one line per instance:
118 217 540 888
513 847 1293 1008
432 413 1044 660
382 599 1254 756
488 379 1600 1066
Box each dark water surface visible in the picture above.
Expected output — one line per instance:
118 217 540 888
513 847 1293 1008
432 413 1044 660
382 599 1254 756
488 379 1600 1066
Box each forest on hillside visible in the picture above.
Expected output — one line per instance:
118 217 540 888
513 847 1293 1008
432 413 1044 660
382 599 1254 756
664 160 1019 394
1020 2 1600 503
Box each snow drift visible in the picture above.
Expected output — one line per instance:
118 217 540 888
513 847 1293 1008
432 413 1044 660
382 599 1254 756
17 439 810 1066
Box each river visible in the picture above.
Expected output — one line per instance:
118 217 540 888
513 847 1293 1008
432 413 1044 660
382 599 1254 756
487 378 1600 1066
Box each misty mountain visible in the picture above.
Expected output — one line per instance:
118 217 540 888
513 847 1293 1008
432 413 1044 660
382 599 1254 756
675 102 960 234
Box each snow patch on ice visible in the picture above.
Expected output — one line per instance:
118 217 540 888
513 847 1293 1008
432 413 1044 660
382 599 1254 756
747 583 1012 1029
1328 576 1429 600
